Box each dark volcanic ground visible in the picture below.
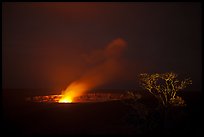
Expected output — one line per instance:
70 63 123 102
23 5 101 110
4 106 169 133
2 89 203 136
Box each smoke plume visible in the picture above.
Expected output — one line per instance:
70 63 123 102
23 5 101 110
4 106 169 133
60 38 127 99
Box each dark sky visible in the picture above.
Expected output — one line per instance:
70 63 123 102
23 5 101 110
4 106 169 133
2 2 201 91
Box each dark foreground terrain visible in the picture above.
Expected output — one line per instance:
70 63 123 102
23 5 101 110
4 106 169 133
1 89 203 136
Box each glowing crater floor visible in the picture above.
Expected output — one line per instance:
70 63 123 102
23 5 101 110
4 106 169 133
26 93 137 103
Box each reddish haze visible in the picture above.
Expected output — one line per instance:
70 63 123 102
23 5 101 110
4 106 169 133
2 3 201 91
59 38 127 101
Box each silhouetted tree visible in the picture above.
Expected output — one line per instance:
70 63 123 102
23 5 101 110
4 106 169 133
138 72 192 108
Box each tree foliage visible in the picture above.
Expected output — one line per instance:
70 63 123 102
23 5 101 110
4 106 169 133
138 72 192 107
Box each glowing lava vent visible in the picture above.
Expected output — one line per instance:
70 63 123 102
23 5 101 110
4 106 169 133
26 92 138 103
58 96 73 103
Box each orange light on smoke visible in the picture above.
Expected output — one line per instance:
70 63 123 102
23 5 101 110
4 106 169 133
57 38 127 103
58 96 73 103
58 83 87 103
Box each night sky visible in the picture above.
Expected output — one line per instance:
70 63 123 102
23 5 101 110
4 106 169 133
2 2 201 91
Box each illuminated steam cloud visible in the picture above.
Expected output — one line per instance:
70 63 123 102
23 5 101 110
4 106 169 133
59 38 127 103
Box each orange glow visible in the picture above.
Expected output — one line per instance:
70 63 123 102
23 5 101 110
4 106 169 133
58 96 72 103
58 83 87 103
58 38 127 103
